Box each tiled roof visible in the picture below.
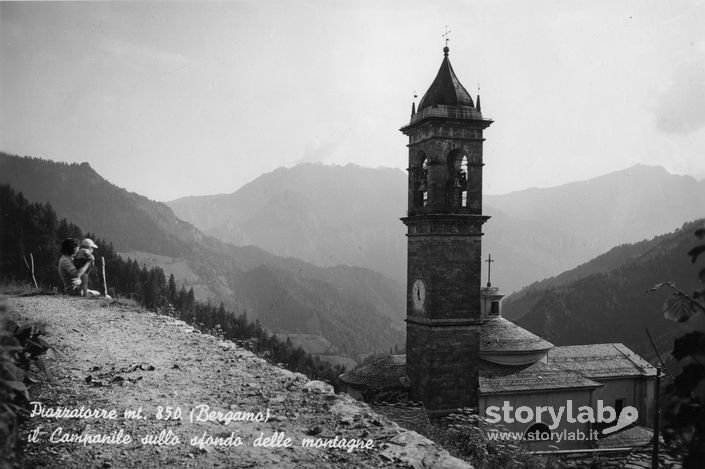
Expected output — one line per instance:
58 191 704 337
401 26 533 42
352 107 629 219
479 360 601 395
480 317 554 354
549 344 657 379
339 354 408 389
340 354 602 395
371 402 430 434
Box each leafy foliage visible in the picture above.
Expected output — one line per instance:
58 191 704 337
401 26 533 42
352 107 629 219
0 302 52 466
425 409 563 469
654 225 705 468
672 331 705 361
663 289 699 323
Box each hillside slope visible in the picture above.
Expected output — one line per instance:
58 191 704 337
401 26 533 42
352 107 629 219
503 233 669 321
514 220 705 361
7 295 465 468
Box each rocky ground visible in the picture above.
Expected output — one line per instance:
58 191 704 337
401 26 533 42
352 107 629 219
5 295 469 469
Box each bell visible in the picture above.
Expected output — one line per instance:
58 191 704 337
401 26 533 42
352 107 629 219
453 177 462 189
418 182 427 191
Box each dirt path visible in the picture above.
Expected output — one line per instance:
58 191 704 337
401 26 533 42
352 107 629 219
6 295 469 469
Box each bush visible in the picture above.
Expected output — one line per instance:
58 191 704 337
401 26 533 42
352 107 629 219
425 409 564 469
0 300 51 466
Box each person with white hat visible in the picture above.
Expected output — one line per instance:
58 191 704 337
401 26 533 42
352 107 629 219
74 238 100 297
58 238 92 295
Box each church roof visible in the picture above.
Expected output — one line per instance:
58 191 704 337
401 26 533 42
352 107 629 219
340 354 600 396
417 47 475 111
479 360 601 395
549 344 657 379
480 316 554 354
339 354 408 389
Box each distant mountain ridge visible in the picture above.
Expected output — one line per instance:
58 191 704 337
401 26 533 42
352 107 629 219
485 164 705 259
170 163 408 283
169 163 705 294
0 153 405 360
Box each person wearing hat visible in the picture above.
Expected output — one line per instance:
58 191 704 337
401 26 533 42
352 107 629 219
74 238 100 297
58 238 93 295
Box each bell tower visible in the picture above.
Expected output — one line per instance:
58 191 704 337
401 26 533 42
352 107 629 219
401 45 492 416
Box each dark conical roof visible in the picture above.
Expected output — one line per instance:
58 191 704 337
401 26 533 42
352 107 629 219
417 47 475 111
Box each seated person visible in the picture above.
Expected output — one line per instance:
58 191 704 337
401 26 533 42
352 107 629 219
58 238 93 296
74 238 99 296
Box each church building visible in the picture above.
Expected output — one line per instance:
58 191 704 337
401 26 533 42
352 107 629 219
340 44 657 450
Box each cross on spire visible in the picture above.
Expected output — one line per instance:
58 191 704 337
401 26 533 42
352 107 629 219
485 253 494 287
442 25 451 47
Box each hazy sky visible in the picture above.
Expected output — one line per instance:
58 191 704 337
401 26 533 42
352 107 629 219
2 1 704 201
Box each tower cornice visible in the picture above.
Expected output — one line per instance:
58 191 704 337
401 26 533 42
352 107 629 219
401 213 490 225
400 107 493 135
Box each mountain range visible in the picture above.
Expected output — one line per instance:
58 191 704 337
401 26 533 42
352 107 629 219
169 164 407 285
168 163 705 295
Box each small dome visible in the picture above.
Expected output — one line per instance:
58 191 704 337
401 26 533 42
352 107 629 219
480 317 554 366
417 47 475 111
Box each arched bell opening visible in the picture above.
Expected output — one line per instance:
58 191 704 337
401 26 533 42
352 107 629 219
446 150 469 210
413 152 430 209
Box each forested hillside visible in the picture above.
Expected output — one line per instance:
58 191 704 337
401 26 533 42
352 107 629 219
503 233 669 320
515 219 705 361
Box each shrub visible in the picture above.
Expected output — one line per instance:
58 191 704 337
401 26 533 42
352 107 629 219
0 301 52 466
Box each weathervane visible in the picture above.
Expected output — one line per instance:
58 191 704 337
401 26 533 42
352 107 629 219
442 25 451 47
485 253 494 287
